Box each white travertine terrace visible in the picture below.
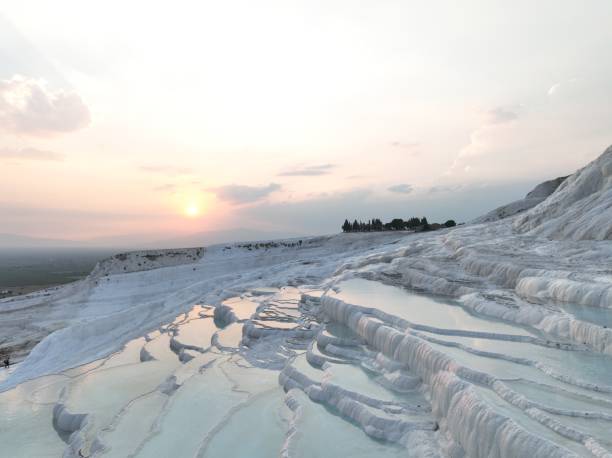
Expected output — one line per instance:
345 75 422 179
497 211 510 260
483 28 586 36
1 146 611 457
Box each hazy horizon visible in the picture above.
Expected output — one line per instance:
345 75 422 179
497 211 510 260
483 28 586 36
2 177 552 245
2 0 612 243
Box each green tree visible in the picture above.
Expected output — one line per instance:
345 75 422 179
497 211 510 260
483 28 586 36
406 217 421 229
390 218 405 230
420 217 431 231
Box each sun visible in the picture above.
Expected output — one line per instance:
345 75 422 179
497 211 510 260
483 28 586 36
176 192 213 218
184 203 200 217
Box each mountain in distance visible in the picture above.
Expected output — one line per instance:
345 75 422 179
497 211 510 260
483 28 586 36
472 176 568 224
0 233 79 249
146 228 305 249
0 228 306 250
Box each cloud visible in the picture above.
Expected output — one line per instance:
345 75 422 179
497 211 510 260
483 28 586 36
278 164 336 176
140 165 193 175
0 146 63 161
428 184 463 194
209 183 281 205
453 106 521 163
547 78 579 97
391 141 419 149
390 141 420 157
547 82 562 96
387 183 413 194
449 81 612 181
153 183 176 192
0 75 90 136
486 107 519 124
237 182 535 234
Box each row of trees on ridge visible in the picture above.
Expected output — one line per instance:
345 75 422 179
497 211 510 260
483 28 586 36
341 217 456 233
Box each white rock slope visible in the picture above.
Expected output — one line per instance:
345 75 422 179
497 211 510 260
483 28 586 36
0 145 611 458
473 176 567 224
514 145 612 240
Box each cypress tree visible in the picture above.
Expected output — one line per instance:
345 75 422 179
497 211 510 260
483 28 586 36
421 217 430 231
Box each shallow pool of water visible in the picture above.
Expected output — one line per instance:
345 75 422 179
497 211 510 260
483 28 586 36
330 278 534 337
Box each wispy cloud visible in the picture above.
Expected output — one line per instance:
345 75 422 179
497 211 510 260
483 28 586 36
278 164 336 176
140 165 193 175
0 75 90 136
450 105 522 169
390 141 419 149
428 184 463 194
548 82 562 96
390 141 420 157
387 183 413 194
208 183 281 205
0 146 63 161
153 183 177 192
486 106 519 124
346 174 368 180
547 78 579 97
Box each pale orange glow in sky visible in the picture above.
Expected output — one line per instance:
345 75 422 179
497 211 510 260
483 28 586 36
173 191 215 220
184 205 200 218
1 1 611 242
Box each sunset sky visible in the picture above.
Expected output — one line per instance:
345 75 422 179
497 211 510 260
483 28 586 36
1 0 612 241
